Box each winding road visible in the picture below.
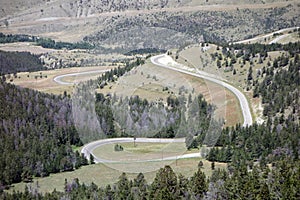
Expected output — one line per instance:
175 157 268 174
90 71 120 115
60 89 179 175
150 54 253 127
234 27 299 44
64 27 297 165
81 137 199 164
53 70 109 85
81 54 253 164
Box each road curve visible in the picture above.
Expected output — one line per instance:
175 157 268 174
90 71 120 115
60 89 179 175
81 54 252 164
53 70 109 85
80 137 200 163
269 34 288 44
234 27 299 44
150 54 253 127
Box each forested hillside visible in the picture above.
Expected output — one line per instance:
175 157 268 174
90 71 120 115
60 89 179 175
0 80 87 188
0 39 299 199
94 93 213 142
0 50 44 74
207 51 300 167
255 54 299 117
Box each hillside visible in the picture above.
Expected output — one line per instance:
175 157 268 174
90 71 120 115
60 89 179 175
1 41 299 199
0 79 87 187
0 0 299 198
1 0 295 19
0 0 299 53
0 50 44 74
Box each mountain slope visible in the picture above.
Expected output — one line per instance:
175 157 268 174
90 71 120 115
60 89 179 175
0 0 299 51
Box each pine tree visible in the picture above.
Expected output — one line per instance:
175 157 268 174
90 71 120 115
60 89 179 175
115 173 130 200
258 183 270 200
133 173 148 198
90 154 95 164
150 166 178 199
190 168 208 199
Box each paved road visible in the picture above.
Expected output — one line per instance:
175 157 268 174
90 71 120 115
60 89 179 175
269 34 289 44
81 54 253 164
80 137 199 163
53 70 109 85
234 27 299 44
150 54 253 127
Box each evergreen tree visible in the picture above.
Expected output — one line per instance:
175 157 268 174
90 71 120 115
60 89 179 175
89 154 95 165
115 173 130 200
190 168 208 199
133 173 148 199
150 166 178 199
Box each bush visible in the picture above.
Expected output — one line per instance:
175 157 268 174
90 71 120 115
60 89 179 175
114 144 124 152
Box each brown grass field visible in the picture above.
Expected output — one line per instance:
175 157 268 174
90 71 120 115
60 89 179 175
7 66 115 95
0 42 56 54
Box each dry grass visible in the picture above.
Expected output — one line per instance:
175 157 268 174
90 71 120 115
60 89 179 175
0 42 56 54
97 58 241 126
100 60 207 100
176 47 243 126
277 32 300 44
8 66 115 95
225 89 243 126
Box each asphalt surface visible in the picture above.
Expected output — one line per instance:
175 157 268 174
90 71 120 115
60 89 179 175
150 54 253 127
81 54 253 164
234 27 299 44
80 138 198 163
53 70 109 85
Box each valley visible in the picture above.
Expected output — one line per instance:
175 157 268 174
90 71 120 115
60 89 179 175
0 0 299 199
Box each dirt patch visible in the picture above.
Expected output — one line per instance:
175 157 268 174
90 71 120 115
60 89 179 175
225 90 243 126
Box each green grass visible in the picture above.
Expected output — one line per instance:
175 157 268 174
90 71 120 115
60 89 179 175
92 142 188 162
123 142 173 154
7 157 227 194
71 145 83 152
7 142 223 194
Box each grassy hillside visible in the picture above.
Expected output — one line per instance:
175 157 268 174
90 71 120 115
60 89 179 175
1 0 295 18
0 1 298 51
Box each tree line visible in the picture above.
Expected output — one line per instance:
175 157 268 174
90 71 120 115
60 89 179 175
0 33 94 50
93 92 213 147
226 41 300 56
97 57 145 89
2 156 299 199
0 79 90 188
0 50 44 74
